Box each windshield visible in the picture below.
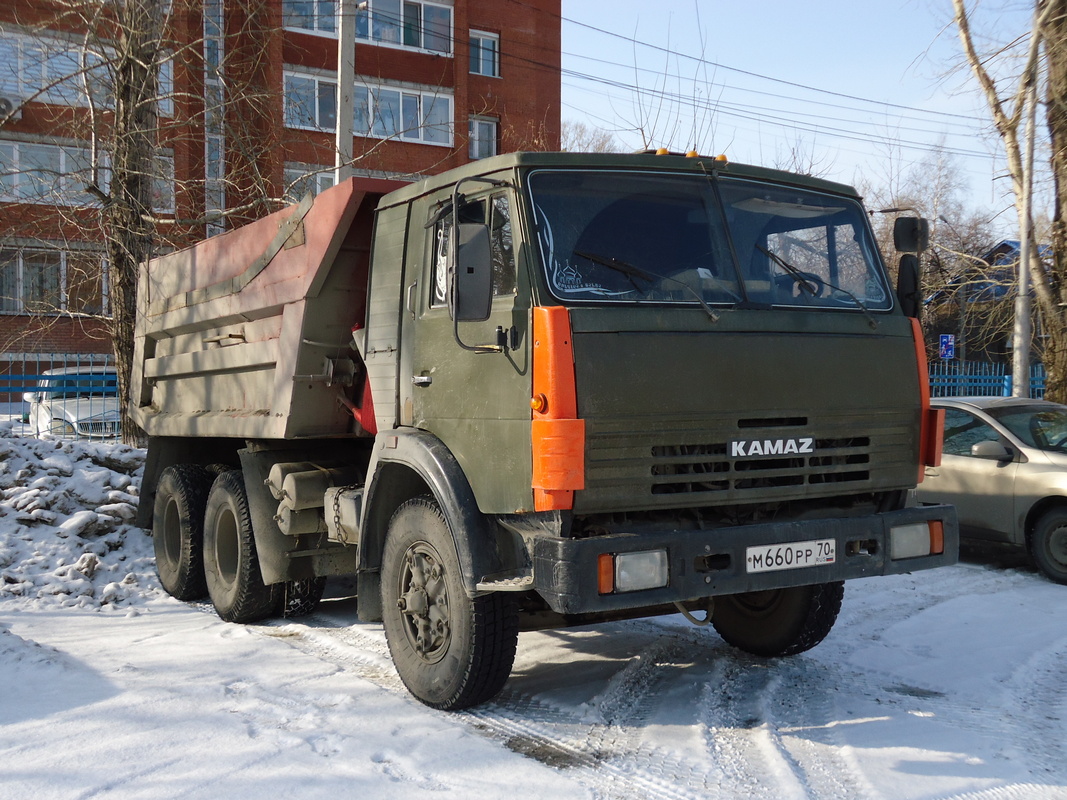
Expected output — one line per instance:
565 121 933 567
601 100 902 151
987 403 1067 452
528 170 892 311
40 374 118 400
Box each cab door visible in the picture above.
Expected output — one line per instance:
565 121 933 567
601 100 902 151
400 188 533 513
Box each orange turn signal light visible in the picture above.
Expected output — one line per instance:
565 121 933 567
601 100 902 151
530 393 548 413
929 521 945 555
597 553 614 594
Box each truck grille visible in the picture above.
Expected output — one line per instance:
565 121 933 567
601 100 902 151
577 411 913 514
650 437 870 494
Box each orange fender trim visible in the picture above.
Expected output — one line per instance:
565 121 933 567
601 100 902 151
532 307 585 510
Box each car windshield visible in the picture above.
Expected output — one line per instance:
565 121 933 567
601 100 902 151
41 374 118 399
528 170 892 311
986 403 1067 452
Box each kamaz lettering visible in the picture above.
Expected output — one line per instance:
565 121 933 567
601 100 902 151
730 437 815 458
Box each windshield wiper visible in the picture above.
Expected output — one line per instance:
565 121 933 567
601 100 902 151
756 245 878 330
573 250 721 322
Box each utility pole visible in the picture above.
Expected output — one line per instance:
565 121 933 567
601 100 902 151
336 0 361 183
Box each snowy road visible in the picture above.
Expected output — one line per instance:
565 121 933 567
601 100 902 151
2 428 1066 799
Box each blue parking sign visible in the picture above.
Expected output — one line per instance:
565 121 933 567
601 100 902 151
939 334 955 359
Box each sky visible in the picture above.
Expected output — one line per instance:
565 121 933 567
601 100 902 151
559 1 1039 225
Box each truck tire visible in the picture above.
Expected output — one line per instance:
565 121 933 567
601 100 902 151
275 576 328 618
1029 509 1067 585
712 582 844 657
381 496 518 710
152 464 214 601
203 470 275 623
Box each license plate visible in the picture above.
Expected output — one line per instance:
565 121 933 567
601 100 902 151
746 539 836 574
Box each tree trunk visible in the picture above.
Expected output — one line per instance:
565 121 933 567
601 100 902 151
105 0 162 443
1044 0 1067 403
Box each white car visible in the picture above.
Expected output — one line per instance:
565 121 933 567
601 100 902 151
23 366 121 438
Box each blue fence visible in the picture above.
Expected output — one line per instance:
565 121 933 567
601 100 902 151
0 352 118 439
929 361 1047 399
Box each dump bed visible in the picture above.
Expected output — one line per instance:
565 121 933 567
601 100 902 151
130 177 404 440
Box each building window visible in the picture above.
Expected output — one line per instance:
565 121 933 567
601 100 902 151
1 140 103 206
285 71 453 145
356 0 452 54
204 0 225 235
0 30 171 117
0 248 106 315
470 31 499 77
0 140 172 212
284 163 335 201
355 84 451 144
468 116 497 160
284 73 337 130
282 0 337 35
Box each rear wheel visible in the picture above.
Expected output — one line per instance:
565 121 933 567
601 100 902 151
1029 509 1067 585
381 496 518 710
153 464 214 601
203 470 275 623
712 582 844 657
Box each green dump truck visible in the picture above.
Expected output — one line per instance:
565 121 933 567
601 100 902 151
132 151 957 710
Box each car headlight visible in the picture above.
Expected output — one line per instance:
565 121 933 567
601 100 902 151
49 419 77 436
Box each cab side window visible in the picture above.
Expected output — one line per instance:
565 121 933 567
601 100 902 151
941 408 1001 457
430 192 516 308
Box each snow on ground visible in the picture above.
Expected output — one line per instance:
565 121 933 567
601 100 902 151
1 420 1065 799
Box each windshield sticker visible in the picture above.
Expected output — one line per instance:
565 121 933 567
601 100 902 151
536 204 633 296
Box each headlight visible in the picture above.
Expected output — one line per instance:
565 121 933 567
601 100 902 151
597 550 669 594
49 419 77 436
890 521 945 560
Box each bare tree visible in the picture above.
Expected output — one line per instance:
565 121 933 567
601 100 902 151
561 120 618 153
1 0 288 440
951 0 1067 399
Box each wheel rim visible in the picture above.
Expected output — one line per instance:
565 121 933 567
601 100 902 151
212 506 240 587
395 540 451 664
1048 524 1067 566
731 589 783 617
161 497 182 566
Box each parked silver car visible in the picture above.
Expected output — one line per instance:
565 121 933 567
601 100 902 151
914 396 1067 584
23 366 120 438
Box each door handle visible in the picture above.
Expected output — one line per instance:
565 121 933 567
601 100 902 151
412 375 432 387
406 281 417 319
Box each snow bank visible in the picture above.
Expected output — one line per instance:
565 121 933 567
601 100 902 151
0 419 154 613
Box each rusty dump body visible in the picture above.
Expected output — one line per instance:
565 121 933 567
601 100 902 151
130 177 401 440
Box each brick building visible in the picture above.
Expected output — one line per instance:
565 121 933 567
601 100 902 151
0 0 561 380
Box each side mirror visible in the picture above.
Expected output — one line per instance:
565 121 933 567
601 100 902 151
22 391 38 404
896 253 920 318
971 440 1014 461
451 222 493 322
893 217 930 253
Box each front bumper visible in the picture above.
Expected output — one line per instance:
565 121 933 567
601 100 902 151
531 504 958 615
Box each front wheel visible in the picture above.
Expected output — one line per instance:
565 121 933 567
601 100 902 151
381 496 518 710
1029 509 1067 585
203 470 275 623
712 582 844 657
